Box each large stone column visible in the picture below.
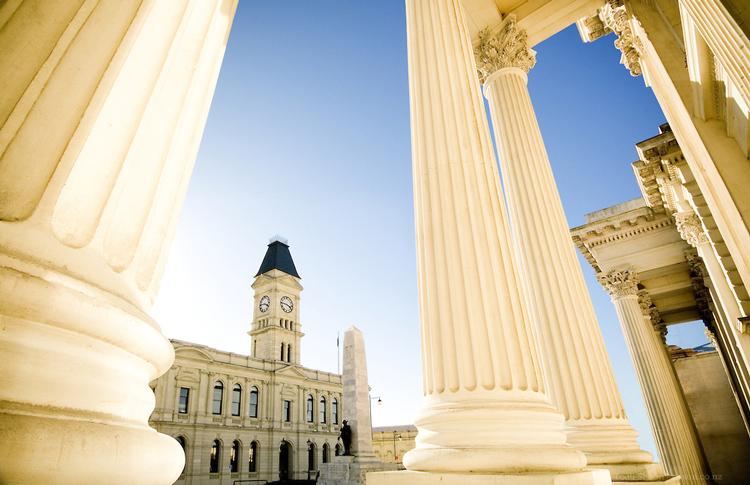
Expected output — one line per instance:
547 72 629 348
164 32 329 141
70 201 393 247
597 269 708 485
476 15 659 481
0 1 237 483
396 1 604 482
676 214 750 431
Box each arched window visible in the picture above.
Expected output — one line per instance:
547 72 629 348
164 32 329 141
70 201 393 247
335 443 342 457
287 343 292 362
322 443 330 463
212 382 223 415
231 384 242 416
230 440 240 473
176 436 187 474
319 396 327 423
249 386 259 418
332 398 338 424
279 318 283 327
306 394 314 422
280 343 285 361
209 440 221 473
307 441 316 471
249 441 259 472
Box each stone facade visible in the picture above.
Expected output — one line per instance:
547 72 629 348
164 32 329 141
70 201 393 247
149 240 343 484
372 426 417 464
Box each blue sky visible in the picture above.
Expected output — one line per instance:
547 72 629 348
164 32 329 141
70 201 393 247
154 1 709 459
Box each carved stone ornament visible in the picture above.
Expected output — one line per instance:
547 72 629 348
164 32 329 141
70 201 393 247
474 14 536 83
598 0 643 76
597 268 639 298
675 212 709 247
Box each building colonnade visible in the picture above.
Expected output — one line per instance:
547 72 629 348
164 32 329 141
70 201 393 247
2 0 750 483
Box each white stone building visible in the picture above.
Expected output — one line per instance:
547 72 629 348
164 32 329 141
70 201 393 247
3 0 750 484
149 239 343 483
570 124 750 484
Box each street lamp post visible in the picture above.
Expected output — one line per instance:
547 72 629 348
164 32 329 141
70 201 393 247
392 431 402 462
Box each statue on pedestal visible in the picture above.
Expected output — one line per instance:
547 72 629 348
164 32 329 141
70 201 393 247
340 419 352 456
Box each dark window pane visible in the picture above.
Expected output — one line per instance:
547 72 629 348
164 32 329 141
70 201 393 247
249 388 258 418
178 387 189 414
212 383 223 415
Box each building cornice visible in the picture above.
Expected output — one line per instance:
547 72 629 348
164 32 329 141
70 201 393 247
571 206 674 272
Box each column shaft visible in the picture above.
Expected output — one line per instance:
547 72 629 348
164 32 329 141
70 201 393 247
478 15 652 470
0 1 237 483
403 0 585 474
599 270 708 485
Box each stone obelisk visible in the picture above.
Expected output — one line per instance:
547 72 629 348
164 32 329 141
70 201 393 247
319 326 396 485
343 325 376 459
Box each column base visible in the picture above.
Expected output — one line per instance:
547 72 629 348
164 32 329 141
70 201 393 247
588 463 678 484
367 469 612 485
404 398 587 473
0 410 183 484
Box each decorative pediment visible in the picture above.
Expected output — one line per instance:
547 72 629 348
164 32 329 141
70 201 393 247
174 345 215 363
280 382 299 398
176 367 201 383
275 364 309 380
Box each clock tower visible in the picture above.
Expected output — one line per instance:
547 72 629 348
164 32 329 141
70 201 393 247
249 237 304 364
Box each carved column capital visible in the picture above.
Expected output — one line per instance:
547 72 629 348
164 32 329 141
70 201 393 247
685 250 715 328
598 0 642 77
675 212 709 247
638 290 667 342
597 268 639 299
474 15 536 82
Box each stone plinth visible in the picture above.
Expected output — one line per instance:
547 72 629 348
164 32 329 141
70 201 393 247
319 456 400 485
367 470 613 485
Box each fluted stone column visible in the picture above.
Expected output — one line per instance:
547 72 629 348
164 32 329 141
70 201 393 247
398 1 606 481
475 16 659 480
0 1 237 483
677 213 750 430
598 269 708 485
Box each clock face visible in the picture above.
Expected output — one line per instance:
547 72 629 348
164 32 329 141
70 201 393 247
259 295 270 313
280 296 293 313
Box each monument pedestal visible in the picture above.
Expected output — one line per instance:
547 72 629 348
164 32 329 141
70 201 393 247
319 455 400 485
367 469 613 485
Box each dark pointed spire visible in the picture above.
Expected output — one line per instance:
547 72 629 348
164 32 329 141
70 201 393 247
255 236 300 278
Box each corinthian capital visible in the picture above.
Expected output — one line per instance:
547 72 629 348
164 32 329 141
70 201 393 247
597 268 639 299
675 212 709 247
598 0 642 77
474 15 536 82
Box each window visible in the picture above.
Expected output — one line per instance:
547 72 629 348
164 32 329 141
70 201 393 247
176 436 187 474
332 398 338 424
335 443 342 456
319 396 327 423
287 343 292 362
283 400 292 422
306 395 314 422
212 382 223 415
280 343 285 361
307 442 316 471
209 440 221 473
249 441 259 472
230 440 240 473
322 443 330 463
249 386 259 418
178 387 189 414
231 384 241 416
